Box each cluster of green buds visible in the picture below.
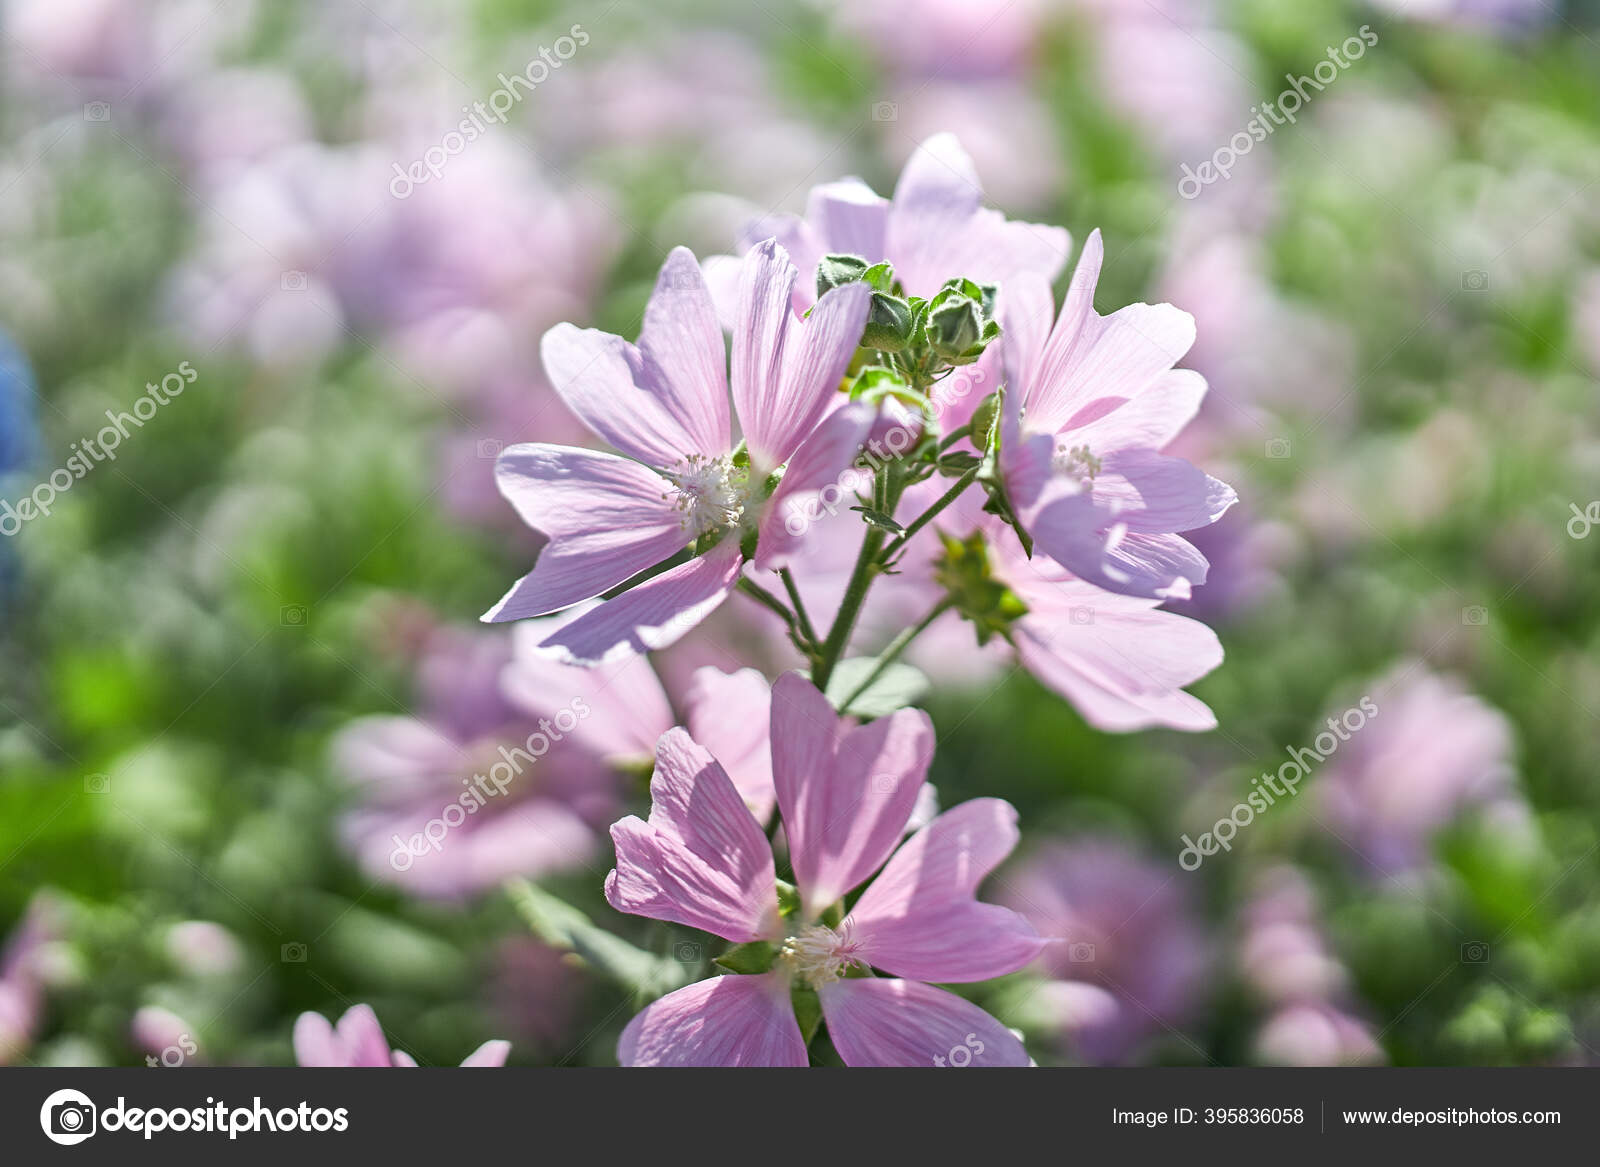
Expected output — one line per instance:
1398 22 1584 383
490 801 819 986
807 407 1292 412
932 530 1029 645
816 255 1000 379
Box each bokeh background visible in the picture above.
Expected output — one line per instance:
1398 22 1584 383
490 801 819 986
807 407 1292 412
3 0 1599 1067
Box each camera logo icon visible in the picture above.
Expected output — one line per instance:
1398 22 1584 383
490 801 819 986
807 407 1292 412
1265 438 1292 459
1068 941 1096 963
281 941 308 962
673 940 702 963
871 101 898 122
40 1088 97 1145
82 102 111 122
1461 270 1489 291
281 270 308 292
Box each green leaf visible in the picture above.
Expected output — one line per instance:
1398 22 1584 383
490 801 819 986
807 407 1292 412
714 940 778 974
823 657 930 717
792 986 824 1045
850 506 906 533
506 879 691 998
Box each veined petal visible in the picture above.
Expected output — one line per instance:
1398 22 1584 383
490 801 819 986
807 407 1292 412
770 673 934 918
732 239 871 475
806 178 889 268
483 445 686 622
755 402 872 572
846 799 1044 983
532 541 742 666
1068 368 1209 453
618 973 806 1067
605 727 778 943
1090 449 1238 535
685 667 777 823
637 247 732 456
1027 493 1210 600
817 978 1031 1067
541 324 713 466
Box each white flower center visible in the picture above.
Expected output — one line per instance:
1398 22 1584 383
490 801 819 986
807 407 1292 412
1052 442 1100 485
780 924 864 988
663 454 751 540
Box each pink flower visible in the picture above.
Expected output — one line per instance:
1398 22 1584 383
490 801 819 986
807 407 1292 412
293 1005 508 1067
605 674 1044 1066
335 624 649 898
706 133 1071 319
1318 666 1522 876
1000 229 1236 600
991 526 1223 732
1002 839 1209 1064
0 895 57 1066
483 243 873 665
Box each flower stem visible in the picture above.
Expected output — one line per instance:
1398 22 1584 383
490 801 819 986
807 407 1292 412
737 578 814 660
778 567 819 649
812 525 884 691
838 598 955 714
880 462 981 563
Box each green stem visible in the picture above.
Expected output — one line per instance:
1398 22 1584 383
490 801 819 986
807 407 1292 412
880 463 980 562
737 578 810 658
839 598 954 714
778 567 819 650
812 525 884 691
937 424 973 453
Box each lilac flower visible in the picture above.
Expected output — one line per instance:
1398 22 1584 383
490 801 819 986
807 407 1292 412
0 895 56 1065
1000 230 1237 601
1238 868 1383 1066
1002 839 1208 1064
293 1005 508 1067
335 624 656 898
706 133 1070 320
1318 665 1523 877
483 243 873 665
606 674 1043 1066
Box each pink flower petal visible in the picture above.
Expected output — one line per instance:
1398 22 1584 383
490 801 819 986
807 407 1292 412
770 673 934 917
484 444 687 623
503 620 674 763
1089 450 1237 535
1026 491 1211 600
1069 368 1209 453
755 401 873 572
619 972 807 1067
606 727 779 943
637 247 732 457
817 978 1031 1067
533 541 742 666
541 323 717 467
460 1039 511 1067
294 1005 395 1067
806 178 889 269
847 799 1044 983
685 667 777 822
888 135 1069 297
1006 584 1222 732
732 239 870 475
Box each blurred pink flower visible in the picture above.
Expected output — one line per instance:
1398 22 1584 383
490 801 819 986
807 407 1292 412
1003 839 1208 1063
1319 665 1523 876
485 244 872 664
1000 229 1236 600
334 624 641 898
0 895 56 1065
1238 867 1383 1066
293 1005 507 1067
607 674 1042 1066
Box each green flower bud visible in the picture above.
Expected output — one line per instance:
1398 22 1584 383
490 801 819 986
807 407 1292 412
816 254 871 298
862 291 915 352
925 295 983 360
